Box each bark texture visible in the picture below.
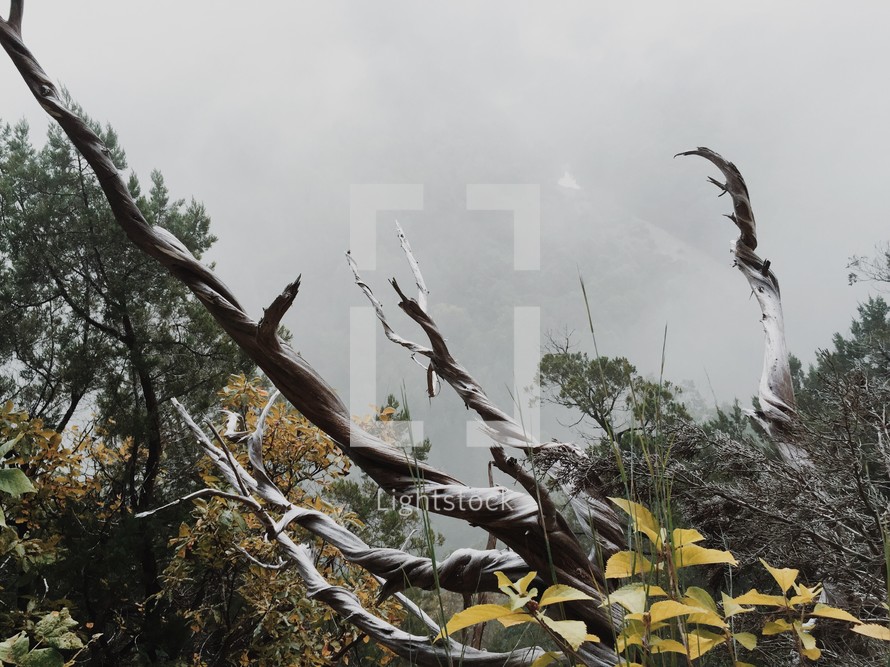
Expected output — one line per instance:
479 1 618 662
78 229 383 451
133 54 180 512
678 148 798 442
1 5 620 664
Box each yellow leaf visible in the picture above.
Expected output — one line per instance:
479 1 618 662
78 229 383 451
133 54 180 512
605 551 654 579
672 527 706 547
539 584 594 607
733 632 757 650
616 632 643 652
733 589 788 607
852 623 890 641
647 600 703 624
516 571 537 595
789 581 822 606
762 619 794 635
539 617 589 651
673 544 737 569
497 612 537 628
810 603 860 624
722 591 754 618
686 610 728 628
584 633 600 643
433 604 516 641
684 586 717 613
801 647 821 660
530 652 561 667
685 629 723 659
794 622 817 650
495 571 514 592
683 589 728 626
609 497 662 546
735 663 757 667
649 638 687 654
760 559 798 594
606 584 647 614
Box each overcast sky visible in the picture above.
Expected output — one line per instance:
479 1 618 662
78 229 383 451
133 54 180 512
3 2 888 546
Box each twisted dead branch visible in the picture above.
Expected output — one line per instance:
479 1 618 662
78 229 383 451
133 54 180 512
0 4 620 663
136 397 551 666
678 148 798 445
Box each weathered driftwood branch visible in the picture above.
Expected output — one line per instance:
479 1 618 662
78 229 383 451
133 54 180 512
351 225 627 558
141 402 549 666
0 8 619 662
167 398 530 599
678 148 797 441
350 225 628 660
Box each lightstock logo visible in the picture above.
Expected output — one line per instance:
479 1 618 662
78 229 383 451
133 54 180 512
348 183 541 451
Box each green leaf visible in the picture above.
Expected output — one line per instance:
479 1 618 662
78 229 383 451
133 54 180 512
19 648 65 667
35 609 79 641
0 434 23 458
0 468 36 497
0 632 30 663
44 632 82 651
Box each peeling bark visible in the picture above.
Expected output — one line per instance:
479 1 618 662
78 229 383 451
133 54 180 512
0 9 622 662
678 148 798 444
138 397 555 666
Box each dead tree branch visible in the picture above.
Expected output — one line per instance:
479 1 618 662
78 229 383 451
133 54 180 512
1 9 622 662
678 148 798 445
145 398 553 666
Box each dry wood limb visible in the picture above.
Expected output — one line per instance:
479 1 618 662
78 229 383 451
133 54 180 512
350 228 628 637
170 398 531 599
351 240 624 592
678 147 797 442
0 10 619 661
147 410 550 666
384 276 626 555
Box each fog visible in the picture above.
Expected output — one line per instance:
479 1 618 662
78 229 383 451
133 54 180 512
3 1 887 548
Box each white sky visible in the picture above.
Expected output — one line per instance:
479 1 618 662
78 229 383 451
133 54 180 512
3 1 888 545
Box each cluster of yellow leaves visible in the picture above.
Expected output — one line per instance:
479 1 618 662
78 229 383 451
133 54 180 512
604 498 890 665
215 375 350 501
435 570 600 664
0 402 118 530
